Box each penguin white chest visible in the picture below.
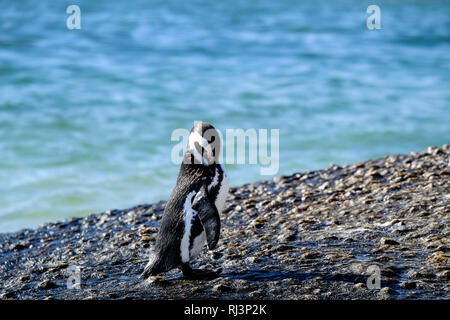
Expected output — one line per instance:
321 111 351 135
190 231 206 260
180 191 198 263
211 164 229 214
180 191 208 263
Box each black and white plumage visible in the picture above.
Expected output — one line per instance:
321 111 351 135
141 122 229 280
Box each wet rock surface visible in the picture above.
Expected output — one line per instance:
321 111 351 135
0 145 449 300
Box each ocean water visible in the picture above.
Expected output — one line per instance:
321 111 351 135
0 0 449 232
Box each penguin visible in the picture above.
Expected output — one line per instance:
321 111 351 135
141 122 229 280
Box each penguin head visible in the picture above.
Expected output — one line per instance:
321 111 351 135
187 122 222 166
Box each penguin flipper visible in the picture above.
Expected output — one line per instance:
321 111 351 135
192 185 220 249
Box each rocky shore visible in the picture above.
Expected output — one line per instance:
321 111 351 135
0 145 449 300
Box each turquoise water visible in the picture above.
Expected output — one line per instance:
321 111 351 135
1 0 449 232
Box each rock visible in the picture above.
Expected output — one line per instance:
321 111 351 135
91 272 107 280
249 290 262 298
381 267 398 277
378 287 397 299
429 252 450 264
0 292 14 299
251 217 266 229
268 200 281 209
11 243 27 251
274 244 295 252
37 279 57 290
140 227 157 234
428 223 443 230
302 251 319 259
406 269 435 280
141 235 154 242
436 270 450 281
149 276 168 286
400 281 417 289
191 286 202 294
211 251 223 260
213 284 231 293
19 275 30 282
380 238 399 245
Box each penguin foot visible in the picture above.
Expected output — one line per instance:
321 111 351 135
181 263 222 280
